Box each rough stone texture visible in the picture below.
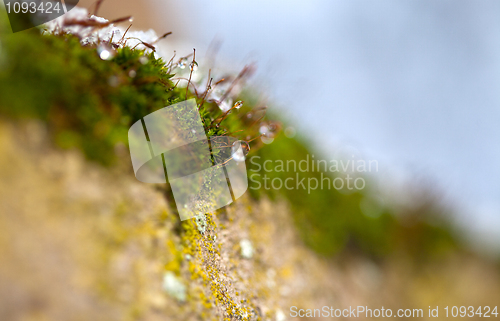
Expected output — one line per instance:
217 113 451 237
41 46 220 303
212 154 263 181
1 120 499 321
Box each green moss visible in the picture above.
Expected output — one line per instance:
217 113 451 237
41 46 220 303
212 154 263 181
0 27 259 166
0 14 461 264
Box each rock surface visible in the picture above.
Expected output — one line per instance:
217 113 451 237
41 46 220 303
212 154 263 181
1 121 499 320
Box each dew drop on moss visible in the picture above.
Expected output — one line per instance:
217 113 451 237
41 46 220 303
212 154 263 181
234 100 243 109
190 61 198 71
178 58 188 69
261 136 274 144
231 141 248 163
259 124 269 135
97 43 116 60
139 56 149 65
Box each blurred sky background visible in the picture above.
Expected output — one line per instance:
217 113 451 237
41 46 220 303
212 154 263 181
87 0 500 253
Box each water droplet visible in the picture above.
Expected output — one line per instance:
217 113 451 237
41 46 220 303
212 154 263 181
246 113 253 119
233 100 243 109
178 58 188 69
259 125 269 135
284 126 296 138
128 69 137 78
231 141 249 162
261 136 274 144
97 43 116 60
189 61 198 71
128 16 134 23
139 56 149 65
260 123 277 139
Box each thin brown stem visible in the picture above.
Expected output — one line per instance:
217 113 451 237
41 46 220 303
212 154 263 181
166 51 177 73
128 37 156 51
171 77 200 96
153 32 172 45
119 24 132 45
247 134 264 143
186 48 196 100
226 129 245 136
211 103 237 127
219 64 253 103
214 78 228 86
199 70 212 109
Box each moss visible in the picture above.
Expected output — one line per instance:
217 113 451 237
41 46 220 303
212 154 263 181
0 10 462 269
0 27 262 167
